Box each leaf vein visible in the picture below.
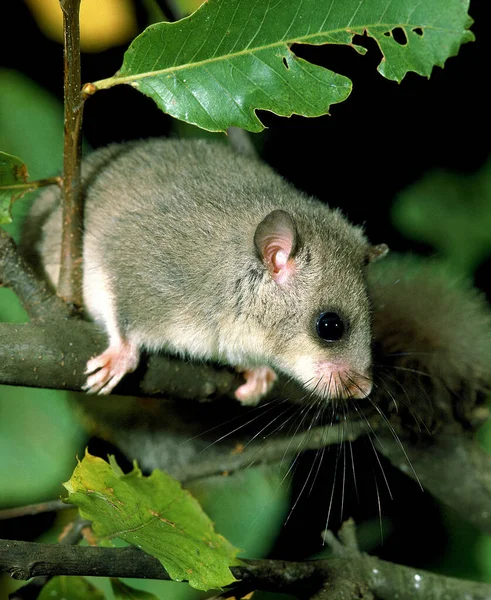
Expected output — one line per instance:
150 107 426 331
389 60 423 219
171 72 222 129
244 0 269 50
251 53 319 110
201 66 251 121
282 0 304 42
102 23 466 89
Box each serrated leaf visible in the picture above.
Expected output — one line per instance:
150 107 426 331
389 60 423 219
38 576 106 600
92 0 473 132
111 579 160 599
63 452 240 591
0 151 30 224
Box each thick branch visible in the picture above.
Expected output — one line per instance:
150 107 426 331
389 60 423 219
58 0 84 306
0 320 239 398
0 230 70 321
5 517 91 600
2 539 491 599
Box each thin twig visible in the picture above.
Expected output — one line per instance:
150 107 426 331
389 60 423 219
0 500 69 521
57 0 85 307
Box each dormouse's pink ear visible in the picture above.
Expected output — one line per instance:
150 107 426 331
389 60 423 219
366 243 389 263
254 210 298 285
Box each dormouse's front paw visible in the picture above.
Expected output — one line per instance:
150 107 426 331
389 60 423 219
83 341 139 395
235 366 277 406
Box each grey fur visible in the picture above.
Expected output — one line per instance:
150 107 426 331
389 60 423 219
23 138 377 399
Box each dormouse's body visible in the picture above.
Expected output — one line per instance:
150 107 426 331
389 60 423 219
25 138 387 403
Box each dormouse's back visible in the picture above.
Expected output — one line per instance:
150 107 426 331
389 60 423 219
82 138 311 220
82 138 365 258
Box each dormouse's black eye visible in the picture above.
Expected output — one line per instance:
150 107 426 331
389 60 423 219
316 312 345 342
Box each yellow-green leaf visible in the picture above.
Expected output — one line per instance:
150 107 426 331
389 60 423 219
63 452 240 591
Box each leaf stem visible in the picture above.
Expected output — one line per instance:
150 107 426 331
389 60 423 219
0 176 62 192
58 0 85 308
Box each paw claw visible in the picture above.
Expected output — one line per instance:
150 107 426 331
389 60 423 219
82 342 139 395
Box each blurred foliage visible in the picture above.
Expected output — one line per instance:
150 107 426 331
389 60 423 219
392 159 491 586
187 464 292 559
0 387 85 506
0 71 64 196
392 160 491 277
38 576 106 600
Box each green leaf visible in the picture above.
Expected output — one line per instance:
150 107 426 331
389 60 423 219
38 576 106 600
93 0 473 132
63 453 240 591
0 151 30 224
0 70 64 182
111 579 160 600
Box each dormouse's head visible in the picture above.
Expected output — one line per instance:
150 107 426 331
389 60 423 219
253 208 388 402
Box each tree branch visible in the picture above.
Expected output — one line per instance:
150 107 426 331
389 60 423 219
0 320 239 398
58 0 85 307
116 419 373 483
2 539 491 599
0 230 71 321
6 517 91 600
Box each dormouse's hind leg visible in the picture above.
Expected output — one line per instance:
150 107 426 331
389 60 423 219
83 335 140 395
82 264 139 394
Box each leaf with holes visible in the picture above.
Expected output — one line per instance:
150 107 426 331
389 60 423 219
0 151 30 224
90 0 473 132
63 452 240 591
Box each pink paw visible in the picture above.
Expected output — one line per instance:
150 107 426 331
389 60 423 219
235 366 277 406
82 341 139 395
